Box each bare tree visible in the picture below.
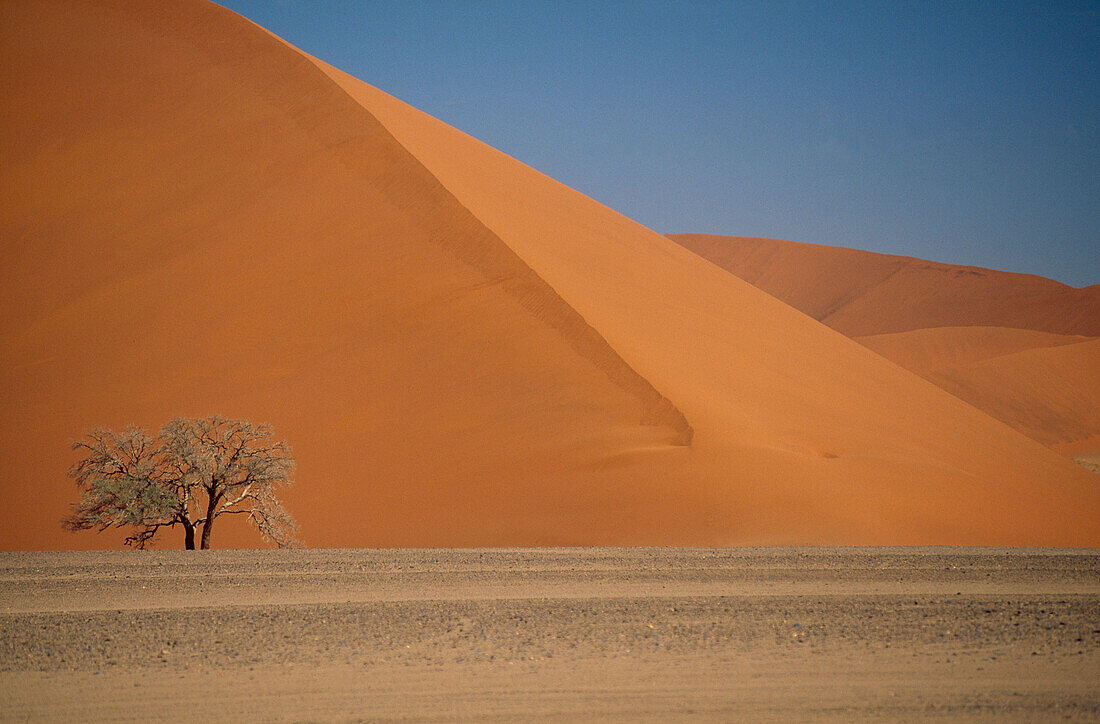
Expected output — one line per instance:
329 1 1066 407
63 416 298 549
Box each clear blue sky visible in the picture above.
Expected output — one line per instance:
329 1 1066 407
219 1 1098 287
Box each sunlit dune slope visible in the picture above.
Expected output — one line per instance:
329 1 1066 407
1 0 1097 549
669 234 1100 337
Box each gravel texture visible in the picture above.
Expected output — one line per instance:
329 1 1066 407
1 547 1097 721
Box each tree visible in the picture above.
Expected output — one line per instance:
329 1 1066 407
63 416 298 549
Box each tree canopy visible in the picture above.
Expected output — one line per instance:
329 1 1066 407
63 416 298 549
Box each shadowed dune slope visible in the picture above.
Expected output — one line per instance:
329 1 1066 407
1 0 1098 549
668 235 1100 337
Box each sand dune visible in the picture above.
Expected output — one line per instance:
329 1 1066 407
1054 434 1100 459
1054 435 1100 474
669 234 1100 337
855 326 1091 377
856 327 1100 452
1 0 1097 550
926 339 1100 447
670 235 1100 457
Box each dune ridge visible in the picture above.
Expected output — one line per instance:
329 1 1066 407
669 234 1100 337
1 0 1097 549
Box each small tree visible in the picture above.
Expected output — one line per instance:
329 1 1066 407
63 416 298 549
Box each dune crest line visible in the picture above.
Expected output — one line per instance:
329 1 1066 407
669 234 1100 337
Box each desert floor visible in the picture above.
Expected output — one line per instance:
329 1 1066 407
1 547 1097 721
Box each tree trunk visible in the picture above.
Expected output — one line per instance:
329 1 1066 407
183 522 195 550
200 517 213 549
200 491 219 550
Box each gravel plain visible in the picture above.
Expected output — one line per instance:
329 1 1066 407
0 547 1098 721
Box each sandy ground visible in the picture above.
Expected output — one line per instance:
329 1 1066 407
0 547 1097 722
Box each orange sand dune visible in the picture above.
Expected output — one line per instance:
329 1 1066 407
1053 435 1100 459
1052 435 1100 474
855 327 1092 377
672 235 1100 456
925 339 1100 447
856 328 1099 454
1 0 1097 550
669 234 1100 337
856 329 1100 450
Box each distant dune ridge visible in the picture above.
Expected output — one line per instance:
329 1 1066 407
853 327 1091 378
1 0 1098 549
669 234 1100 338
668 234 1100 462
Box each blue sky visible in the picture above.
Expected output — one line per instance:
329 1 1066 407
220 1 1098 286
